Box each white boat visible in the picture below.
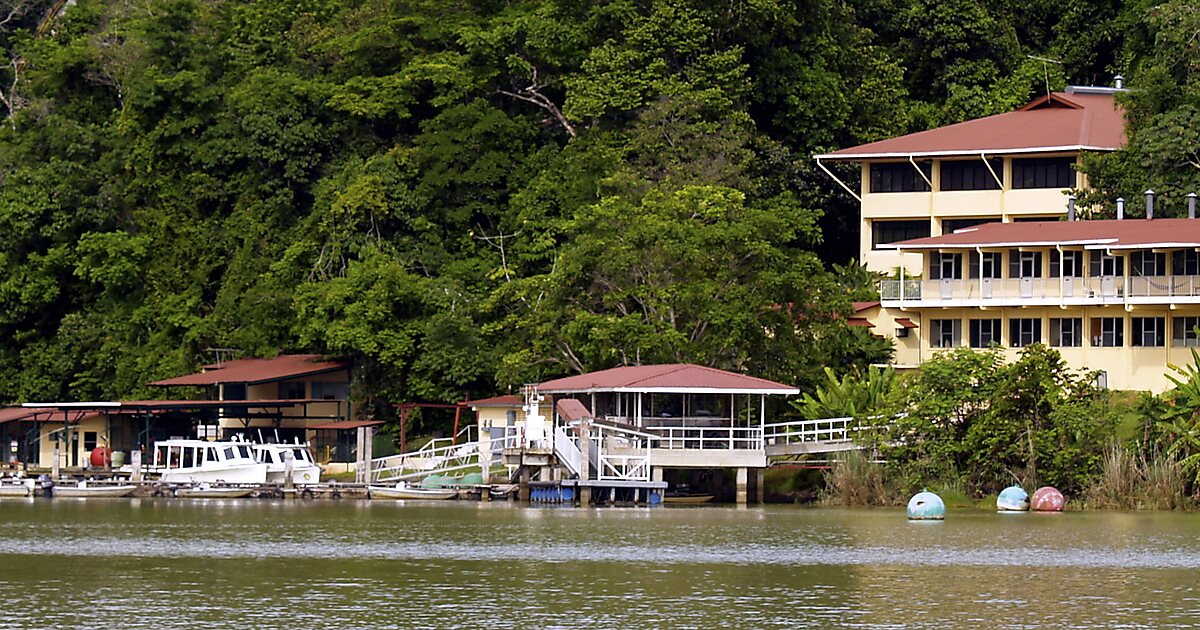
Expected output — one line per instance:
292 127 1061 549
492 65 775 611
174 483 256 499
147 439 269 484
53 481 137 498
368 482 457 500
251 443 322 485
0 480 32 497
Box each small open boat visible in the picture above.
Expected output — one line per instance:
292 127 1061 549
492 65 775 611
369 483 457 500
174 484 256 499
0 481 31 497
663 494 715 504
53 482 137 498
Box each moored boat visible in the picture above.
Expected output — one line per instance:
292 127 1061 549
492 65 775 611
0 479 32 497
174 483 256 499
368 482 457 500
251 443 322 485
147 439 269 484
663 494 715 504
52 481 137 498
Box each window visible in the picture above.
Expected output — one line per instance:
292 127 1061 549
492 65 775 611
312 381 349 400
1130 251 1166 277
1009 318 1042 347
1012 157 1075 189
1050 250 1084 278
872 220 930 249
83 431 98 452
869 162 931 193
1132 317 1165 347
940 159 1003 191
1090 252 1124 277
1050 318 1083 347
223 383 247 401
930 253 963 280
942 217 999 234
1008 250 1043 278
968 251 1003 279
930 319 961 348
1090 317 1124 347
1173 317 1200 347
969 319 1002 347
1174 250 1200 276
279 381 307 399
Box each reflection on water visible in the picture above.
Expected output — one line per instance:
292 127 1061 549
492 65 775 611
1 499 1198 628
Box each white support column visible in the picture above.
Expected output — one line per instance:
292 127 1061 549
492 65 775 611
736 467 748 505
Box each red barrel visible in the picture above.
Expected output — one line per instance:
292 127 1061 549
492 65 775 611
89 446 110 468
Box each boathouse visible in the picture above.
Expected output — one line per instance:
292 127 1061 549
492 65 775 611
534 364 800 503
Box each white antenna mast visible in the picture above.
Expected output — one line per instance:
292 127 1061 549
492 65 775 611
1027 55 1063 99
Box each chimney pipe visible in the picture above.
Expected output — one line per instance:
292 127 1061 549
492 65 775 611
1189 192 1197 219
1067 195 1076 221
1146 189 1155 219
1117 197 1125 220
1114 75 1124 90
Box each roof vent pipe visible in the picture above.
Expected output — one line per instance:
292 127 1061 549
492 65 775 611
1067 195 1076 221
1189 192 1197 219
1117 197 1125 220
1114 75 1124 89
1146 189 1156 219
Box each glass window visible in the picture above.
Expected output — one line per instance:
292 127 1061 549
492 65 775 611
224 447 235 461
312 381 349 401
1131 252 1166 276
1173 317 1200 347
872 220 930 249
942 218 999 234
1009 318 1042 347
1050 318 1083 347
1012 157 1075 189
83 431 98 452
930 253 963 280
1008 250 1043 278
940 159 1003 191
279 381 307 399
1090 318 1124 347
1089 252 1124 277
1132 317 1165 347
1173 250 1200 276
1050 250 1084 278
869 162 931 193
969 319 1002 348
968 251 1003 280
930 319 961 348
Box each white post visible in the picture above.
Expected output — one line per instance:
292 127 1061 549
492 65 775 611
284 450 295 490
131 449 142 482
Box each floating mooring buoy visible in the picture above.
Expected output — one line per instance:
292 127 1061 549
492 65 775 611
1030 486 1065 512
907 491 945 520
997 486 1030 512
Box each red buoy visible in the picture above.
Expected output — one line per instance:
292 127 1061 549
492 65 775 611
89 446 110 468
1031 486 1065 511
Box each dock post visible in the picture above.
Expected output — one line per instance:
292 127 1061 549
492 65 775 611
284 451 295 491
736 467 748 505
579 416 591 507
52 445 61 480
518 467 530 502
131 449 142 482
755 468 765 504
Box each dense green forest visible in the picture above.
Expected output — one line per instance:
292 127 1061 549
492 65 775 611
0 0 1196 417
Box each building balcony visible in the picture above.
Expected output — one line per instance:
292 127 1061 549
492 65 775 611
880 275 1200 308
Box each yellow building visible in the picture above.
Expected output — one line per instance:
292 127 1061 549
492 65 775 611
815 86 1125 276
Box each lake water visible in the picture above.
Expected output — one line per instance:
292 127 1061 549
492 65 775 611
1 498 1198 628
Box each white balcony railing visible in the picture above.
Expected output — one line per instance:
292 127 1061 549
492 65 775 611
880 275 1200 305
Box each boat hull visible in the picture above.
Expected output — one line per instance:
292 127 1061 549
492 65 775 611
161 464 269 484
54 485 137 498
175 486 256 499
0 485 30 497
663 494 715 504
265 464 322 485
368 486 457 500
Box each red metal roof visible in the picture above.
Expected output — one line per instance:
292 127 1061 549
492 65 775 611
555 399 592 422
895 318 919 329
818 93 1124 159
0 407 37 424
468 395 523 408
309 420 384 430
537 364 799 394
852 301 880 313
848 317 874 327
887 218 1200 250
150 355 350 387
